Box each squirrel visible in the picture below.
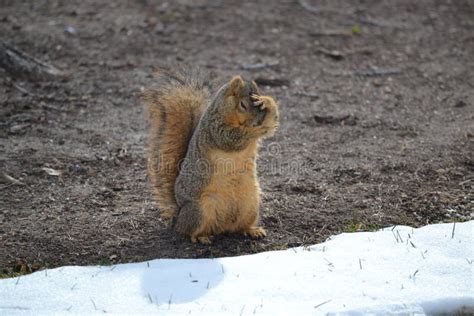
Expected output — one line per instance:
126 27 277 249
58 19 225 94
142 69 279 244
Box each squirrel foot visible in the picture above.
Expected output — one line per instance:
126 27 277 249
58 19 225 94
244 227 267 239
191 235 212 245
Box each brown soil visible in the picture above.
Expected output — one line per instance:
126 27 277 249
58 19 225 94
1 0 473 274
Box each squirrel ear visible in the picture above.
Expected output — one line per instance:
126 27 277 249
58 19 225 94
226 75 245 97
250 80 261 95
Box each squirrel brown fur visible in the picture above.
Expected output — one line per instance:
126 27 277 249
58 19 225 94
143 69 279 244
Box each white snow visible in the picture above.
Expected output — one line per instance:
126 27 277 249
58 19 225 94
1 221 473 315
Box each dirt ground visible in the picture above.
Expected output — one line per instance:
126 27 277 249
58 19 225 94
1 0 473 274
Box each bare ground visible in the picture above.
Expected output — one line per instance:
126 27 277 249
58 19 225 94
0 0 473 275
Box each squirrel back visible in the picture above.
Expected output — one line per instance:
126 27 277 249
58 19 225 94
142 69 211 219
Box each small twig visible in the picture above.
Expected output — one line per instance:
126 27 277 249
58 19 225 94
358 18 409 29
240 305 246 316
396 230 404 243
298 0 356 17
184 0 223 10
354 68 402 77
359 258 362 270
298 0 320 14
310 114 357 126
168 294 173 310
317 48 344 60
392 230 399 243
451 222 456 239
294 91 319 99
359 18 386 27
324 258 334 268
11 82 30 95
253 305 259 315
314 299 332 309
0 40 63 80
91 271 101 278
0 306 30 311
309 30 353 37
90 298 97 310
317 224 328 236
1 173 25 186
242 61 279 70
410 269 419 280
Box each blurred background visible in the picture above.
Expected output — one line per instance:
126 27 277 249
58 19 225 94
0 0 473 276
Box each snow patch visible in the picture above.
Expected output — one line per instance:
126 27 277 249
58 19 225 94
0 221 473 315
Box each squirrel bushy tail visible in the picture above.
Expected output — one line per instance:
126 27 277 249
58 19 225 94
142 69 211 219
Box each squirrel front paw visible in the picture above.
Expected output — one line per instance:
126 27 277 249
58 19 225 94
250 94 279 136
250 94 275 111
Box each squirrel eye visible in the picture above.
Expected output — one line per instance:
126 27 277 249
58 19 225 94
239 101 247 111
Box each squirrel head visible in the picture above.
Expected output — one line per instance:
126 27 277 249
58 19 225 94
222 75 267 129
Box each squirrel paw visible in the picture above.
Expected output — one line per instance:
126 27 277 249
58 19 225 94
244 227 267 239
191 235 212 245
250 95 274 111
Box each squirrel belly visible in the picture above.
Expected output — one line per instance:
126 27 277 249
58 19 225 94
202 143 262 233
176 140 262 241
144 72 279 244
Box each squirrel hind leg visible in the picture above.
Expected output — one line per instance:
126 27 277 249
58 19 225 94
175 202 214 244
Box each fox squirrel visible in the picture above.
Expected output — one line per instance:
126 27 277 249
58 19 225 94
143 69 279 244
